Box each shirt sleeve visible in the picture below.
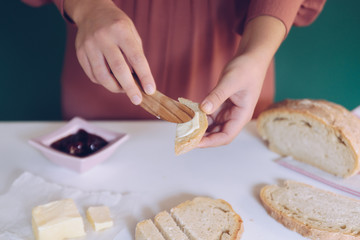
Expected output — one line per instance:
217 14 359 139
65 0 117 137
245 0 326 37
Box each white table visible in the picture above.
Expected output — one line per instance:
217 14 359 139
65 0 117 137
0 120 353 239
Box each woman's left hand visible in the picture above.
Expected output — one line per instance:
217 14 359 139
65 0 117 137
198 54 266 148
198 16 286 148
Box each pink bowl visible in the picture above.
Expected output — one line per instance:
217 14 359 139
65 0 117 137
29 117 129 173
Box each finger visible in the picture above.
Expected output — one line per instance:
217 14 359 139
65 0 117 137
102 44 143 105
199 106 252 148
198 132 231 148
86 46 123 93
76 50 96 83
118 34 155 95
204 124 221 135
200 79 237 115
206 115 215 127
198 119 243 148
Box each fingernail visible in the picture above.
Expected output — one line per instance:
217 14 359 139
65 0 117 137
201 101 213 113
144 84 155 94
131 95 142 105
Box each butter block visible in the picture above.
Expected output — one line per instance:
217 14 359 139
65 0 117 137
32 199 86 240
86 205 114 231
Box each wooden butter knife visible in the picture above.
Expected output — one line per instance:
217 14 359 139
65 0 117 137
133 73 195 123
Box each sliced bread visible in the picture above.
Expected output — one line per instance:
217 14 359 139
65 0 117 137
260 180 360 239
135 197 243 240
135 219 165 240
175 98 208 155
256 99 360 177
154 211 189 240
170 197 243 240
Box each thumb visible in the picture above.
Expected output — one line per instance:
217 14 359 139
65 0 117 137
200 82 234 114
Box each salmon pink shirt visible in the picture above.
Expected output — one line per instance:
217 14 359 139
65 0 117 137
23 0 325 120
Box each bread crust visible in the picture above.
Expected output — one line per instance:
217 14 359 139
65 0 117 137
260 181 360 240
175 98 208 155
257 99 360 177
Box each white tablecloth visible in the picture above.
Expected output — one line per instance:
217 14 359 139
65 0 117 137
0 120 356 239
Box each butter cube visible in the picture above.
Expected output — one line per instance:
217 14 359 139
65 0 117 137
86 206 114 231
32 199 86 240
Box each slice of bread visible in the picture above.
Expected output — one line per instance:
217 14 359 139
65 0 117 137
170 197 243 240
256 99 360 177
135 219 165 240
260 180 360 239
175 98 208 155
135 197 243 240
154 211 189 240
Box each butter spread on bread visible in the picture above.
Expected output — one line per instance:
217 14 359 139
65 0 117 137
32 199 86 240
176 112 200 138
135 197 243 240
175 98 208 155
260 181 360 239
257 99 360 177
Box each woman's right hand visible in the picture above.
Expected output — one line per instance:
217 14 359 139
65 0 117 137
64 0 155 105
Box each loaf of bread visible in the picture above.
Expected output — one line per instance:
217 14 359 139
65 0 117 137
260 180 360 239
257 99 360 177
135 197 244 240
175 98 208 155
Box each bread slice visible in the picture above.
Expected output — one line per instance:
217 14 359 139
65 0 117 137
175 98 208 155
170 197 243 240
154 211 189 240
135 197 243 240
260 180 360 239
256 99 360 177
135 219 165 240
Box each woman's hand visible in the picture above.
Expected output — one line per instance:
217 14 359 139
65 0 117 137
64 0 155 105
198 54 266 147
199 16 286 148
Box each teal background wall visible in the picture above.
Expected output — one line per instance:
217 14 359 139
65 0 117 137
1 0 359 121
1 1 65 121
275 0 360 110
